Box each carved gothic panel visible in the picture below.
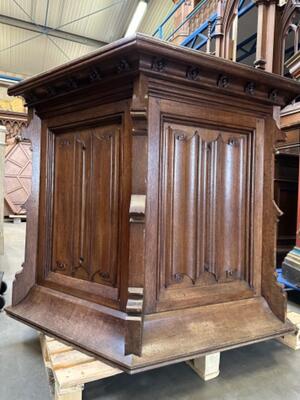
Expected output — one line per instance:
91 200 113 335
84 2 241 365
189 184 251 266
4 141 32 215
51 124 121 287
158 122 251 291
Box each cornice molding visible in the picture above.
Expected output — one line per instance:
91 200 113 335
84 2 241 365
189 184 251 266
7 34 300 109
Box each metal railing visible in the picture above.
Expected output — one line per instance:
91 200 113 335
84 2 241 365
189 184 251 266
153 0 186 40
153 0 256 56
153 0 210 42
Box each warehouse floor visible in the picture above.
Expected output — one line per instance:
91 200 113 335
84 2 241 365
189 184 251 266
0 222 300 400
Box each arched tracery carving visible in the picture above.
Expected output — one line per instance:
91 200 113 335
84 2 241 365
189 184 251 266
219 0 258 65
274 0 300 75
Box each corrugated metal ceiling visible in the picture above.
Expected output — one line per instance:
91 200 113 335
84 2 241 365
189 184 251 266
0 0 174 77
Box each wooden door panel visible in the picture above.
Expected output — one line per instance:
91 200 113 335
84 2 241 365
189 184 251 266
51 124 121 290
158 122 251 296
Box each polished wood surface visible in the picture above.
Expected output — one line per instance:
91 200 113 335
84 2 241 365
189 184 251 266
5 34 300 372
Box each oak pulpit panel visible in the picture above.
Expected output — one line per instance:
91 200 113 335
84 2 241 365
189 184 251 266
6 34 300 373
52 123 122 292
159 123 250 288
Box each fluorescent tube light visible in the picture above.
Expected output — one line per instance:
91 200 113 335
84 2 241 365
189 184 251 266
125 0 148 37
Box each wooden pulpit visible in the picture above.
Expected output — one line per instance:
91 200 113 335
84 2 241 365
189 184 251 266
6 34 300 373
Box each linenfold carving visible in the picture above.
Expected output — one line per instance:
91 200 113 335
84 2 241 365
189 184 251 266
52 126 120 287
159 124 250 292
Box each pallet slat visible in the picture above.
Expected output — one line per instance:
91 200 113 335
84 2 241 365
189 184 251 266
47 341 73 355
54 360 121 388
50 350 94 370
40 333 123 399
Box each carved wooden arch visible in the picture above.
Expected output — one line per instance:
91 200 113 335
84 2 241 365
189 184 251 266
273 0 300 74
220 0 239 59
0 111 28 145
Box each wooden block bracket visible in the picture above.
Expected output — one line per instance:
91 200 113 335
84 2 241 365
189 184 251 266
187 352 220 381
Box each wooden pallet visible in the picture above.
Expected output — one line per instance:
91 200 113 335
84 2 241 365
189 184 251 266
40 334 122 400
278 312 300 350
40 334 221 399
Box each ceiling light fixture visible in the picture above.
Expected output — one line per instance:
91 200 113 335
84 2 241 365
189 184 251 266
125 0 148 37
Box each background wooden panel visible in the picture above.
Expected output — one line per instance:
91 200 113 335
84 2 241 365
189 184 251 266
4 140 32 215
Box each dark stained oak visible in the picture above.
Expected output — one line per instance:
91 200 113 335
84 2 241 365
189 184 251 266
5 34 300 372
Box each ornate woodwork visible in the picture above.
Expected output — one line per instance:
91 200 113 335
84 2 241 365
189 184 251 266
4 140 32 215
0 110 30 216
158 124 250 289
273 0 300 75
5 34 300 373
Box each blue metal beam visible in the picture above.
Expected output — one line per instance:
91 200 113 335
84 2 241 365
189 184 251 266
238 1 255 17
0 74 22 82
236 33 257 62
181 12 218 48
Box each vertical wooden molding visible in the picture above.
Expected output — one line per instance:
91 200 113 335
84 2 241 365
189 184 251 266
125 287 144 356
125 194 146 355
254 0 277 72
125 74 148 355
261 116 287 321
214 0 224 57
12 110 41 305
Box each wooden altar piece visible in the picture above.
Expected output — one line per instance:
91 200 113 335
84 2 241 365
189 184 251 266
5 34 300 374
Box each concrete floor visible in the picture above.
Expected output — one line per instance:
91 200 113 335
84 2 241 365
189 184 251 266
0 222 300 400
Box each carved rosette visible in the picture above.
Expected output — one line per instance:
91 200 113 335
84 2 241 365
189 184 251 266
151 57 167 72
217 74 230 88
186 66 201 81
245 82 256 95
